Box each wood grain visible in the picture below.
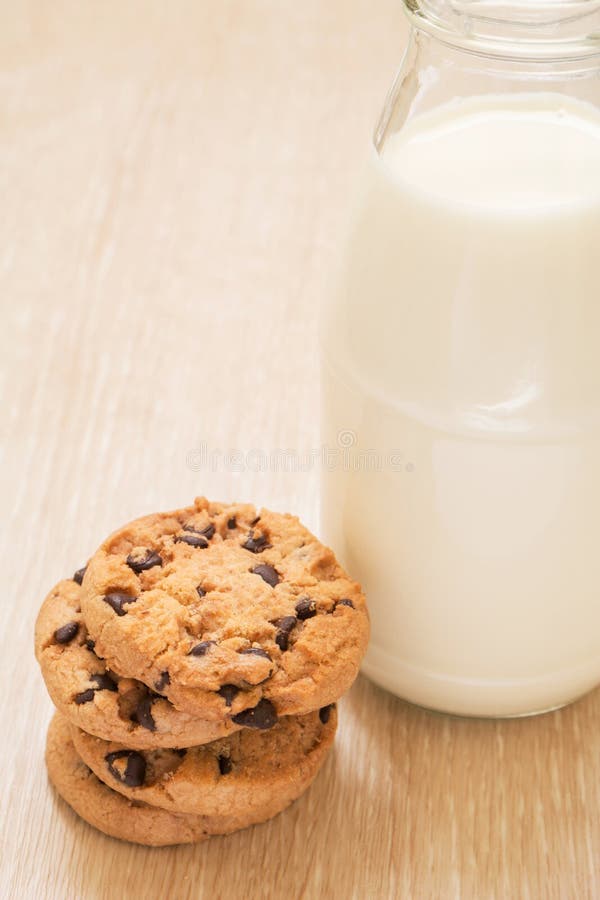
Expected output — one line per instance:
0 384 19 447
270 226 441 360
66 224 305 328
2 2 600 898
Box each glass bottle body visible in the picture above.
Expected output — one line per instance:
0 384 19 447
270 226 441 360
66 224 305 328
321 3 600 716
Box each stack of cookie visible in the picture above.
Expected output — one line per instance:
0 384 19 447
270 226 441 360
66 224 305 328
35 497 369 845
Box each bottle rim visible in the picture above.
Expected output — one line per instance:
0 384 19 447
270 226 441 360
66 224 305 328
403 0 600 60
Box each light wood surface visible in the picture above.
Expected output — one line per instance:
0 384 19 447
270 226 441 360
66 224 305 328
2 3 600 898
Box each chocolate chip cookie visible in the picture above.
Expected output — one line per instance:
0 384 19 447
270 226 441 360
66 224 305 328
80 497 369 721
45 714 236 845
71 704 336 816
35 579 244 748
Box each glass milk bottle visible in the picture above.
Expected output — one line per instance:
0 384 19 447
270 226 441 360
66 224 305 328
321 0 600 717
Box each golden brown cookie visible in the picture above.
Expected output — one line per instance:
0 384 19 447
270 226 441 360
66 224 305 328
35 579 244 748
80 497 369 721
45 713 235 845
71 704 337 816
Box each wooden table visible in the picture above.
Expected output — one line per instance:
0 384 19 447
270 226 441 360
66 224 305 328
3 2 600 897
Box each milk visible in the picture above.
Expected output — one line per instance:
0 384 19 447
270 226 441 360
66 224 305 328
321 94 600 716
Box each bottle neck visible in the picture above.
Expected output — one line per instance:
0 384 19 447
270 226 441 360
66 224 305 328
375 3 600 154
403 0 600 62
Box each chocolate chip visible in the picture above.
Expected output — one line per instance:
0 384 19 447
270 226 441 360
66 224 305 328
240 647 271 661
175 748 187 758
217 684 239 707
218 755 232 775
73 671 117 704
183 522 216 541
252 564 280 588
85 639 96 653
155 671 170 692
54 621 79 644
335 598 355 610
73 566 87 585
232 699 278 730
103 592 138 616
91 673 118 692
227 516 237 529
241 531 270 553
275 632 289 651
126 549 163 574
274 615 296 651
196 585 206 598
319 704 334 724
189 641 215 657
295 597 316 620
250 515 261 526
176 533 209 548
74 689 95 704
132 695 156 732
105 750 146 787
184 522 215 540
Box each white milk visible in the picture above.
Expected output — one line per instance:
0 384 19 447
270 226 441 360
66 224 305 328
321 94 600 716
